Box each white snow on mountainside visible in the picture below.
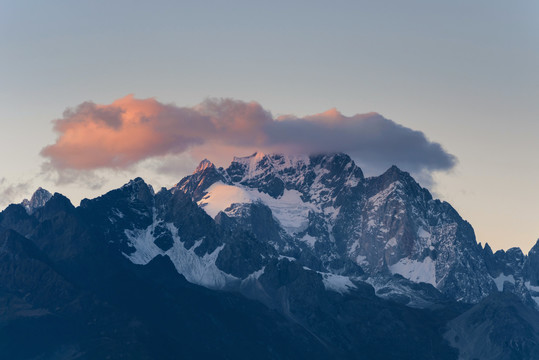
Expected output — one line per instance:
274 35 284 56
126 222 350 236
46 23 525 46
189 153 497 303
198 181 315 235
21 187 53 214
232 152 311 182
109 152 539 307
389 257 437 286
320 272 357 294
492 273 516 291
124 215 237 289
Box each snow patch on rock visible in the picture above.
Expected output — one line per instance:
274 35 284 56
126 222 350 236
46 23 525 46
300 234 317 248
198 181 315 235
385 237 397 249
320 272 357 294
124 218 237 289
197 183 255 218
356 255 368 267
389 257 436 286
492 273 515 292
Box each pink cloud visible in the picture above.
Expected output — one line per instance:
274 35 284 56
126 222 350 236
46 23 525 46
41 95 456 177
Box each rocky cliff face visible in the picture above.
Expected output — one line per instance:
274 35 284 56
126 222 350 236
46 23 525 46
20 187 52 214
1 152 538 359
174 152 500 303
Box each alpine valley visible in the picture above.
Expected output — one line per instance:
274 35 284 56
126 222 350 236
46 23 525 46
1 152 538 359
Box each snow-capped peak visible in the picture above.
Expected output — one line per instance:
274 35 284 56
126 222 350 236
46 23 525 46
21 187 53 214
232 151 265 164
232 152 310 170
228 152 311 183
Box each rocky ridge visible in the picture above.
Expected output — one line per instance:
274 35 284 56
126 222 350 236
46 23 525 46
1 152 538 359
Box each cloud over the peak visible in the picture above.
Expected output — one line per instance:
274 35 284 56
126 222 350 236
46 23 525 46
41 95 456 179
0 178 31 209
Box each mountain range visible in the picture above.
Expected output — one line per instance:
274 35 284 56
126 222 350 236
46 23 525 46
1 152 538 359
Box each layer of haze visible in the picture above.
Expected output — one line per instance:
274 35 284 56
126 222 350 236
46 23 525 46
1 1 538 252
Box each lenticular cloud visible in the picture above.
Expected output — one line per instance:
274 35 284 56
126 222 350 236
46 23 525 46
41 94 456 176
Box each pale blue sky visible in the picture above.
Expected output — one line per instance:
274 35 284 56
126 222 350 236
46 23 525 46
1 1 538 251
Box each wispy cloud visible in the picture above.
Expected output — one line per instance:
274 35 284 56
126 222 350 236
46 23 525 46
41 95 456 182
0 178 32 209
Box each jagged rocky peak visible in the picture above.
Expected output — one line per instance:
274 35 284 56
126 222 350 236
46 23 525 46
367 164 430 199
488 247 526 277
505 247 525 263
232 151 268 165
379 165 409 184
121 177 155 205
525 239 539 286
123 177 154 192
483 242 494 255
34 193 76 219
225 152 364 197
195 158 216 173
312 153 364 179
21 187 53 214
178 152 365 198
229 152 362 175
169 152 504 303
174 158 230 201
228 152 311 183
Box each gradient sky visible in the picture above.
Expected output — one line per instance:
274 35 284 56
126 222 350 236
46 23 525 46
1 1 538 252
